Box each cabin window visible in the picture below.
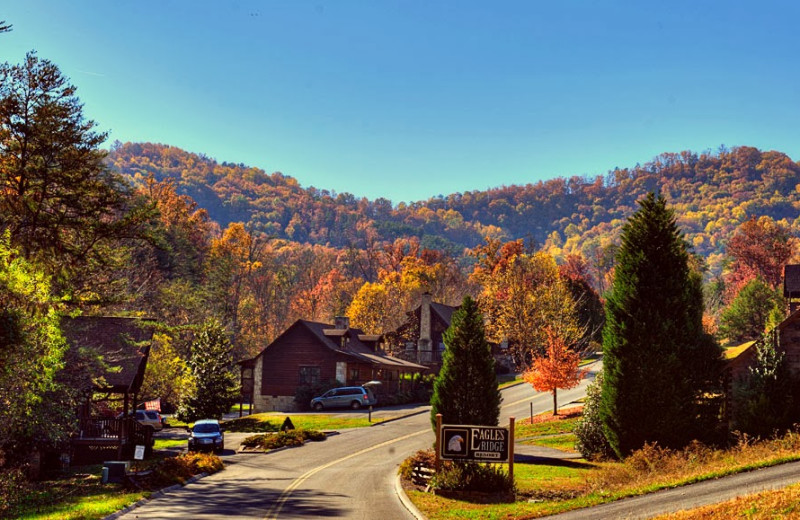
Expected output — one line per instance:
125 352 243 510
298 366 320 385
349 368 360 381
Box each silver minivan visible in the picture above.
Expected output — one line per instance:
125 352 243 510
310 386 377 410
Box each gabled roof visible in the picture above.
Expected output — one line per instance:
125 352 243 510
61 316 154 393
247 319 426 371
430 302 458 325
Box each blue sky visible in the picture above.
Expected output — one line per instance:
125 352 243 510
3 1 800 203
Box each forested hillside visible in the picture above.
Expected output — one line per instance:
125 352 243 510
107 142 800 275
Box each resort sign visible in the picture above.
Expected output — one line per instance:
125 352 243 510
440 425 510 462
434 414 517 481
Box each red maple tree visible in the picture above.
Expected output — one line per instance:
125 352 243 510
523 327 589 415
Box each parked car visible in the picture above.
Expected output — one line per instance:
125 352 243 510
117 410 164 431
187 419 224 453
310 386 377 411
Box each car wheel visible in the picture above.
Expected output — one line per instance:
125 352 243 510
351 401 362 410
314 402 324 411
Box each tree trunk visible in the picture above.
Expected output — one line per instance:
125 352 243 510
553 389 558 415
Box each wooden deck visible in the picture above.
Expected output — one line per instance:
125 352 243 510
71 417 153 465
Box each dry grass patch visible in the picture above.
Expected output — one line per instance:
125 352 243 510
586 433 800 495
654 482 800 519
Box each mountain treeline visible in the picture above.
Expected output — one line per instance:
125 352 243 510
107 142 800 276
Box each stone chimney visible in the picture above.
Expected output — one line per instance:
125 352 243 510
334 316 350 330
418 293 432 353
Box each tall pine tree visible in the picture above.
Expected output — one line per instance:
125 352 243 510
430 296 501 431
177 320 239 422
600 193 720 458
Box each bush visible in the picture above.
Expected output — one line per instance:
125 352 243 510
398 449 440 481
241 429 326 450
147 452 223 488
0 466 29 518
431 462 514 495
574 372 614 460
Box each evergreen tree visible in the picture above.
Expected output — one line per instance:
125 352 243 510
719 277 784 343
430 296 501 431
0 52 153 297
177 320 239 422
600 193 720 458
732 331 796 436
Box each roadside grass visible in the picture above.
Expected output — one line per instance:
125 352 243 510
224 412 376 432
11 452 223 520
653 482 800 519
497 374 522 389
12 466 147 520
408 416 800 519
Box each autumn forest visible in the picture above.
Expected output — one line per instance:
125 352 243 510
3 49 800 466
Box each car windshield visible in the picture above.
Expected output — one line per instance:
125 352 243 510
193 423 220 434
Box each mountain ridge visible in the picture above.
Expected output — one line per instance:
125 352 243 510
106 142 800 275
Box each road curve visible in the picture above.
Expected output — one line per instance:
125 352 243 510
112 366 600 519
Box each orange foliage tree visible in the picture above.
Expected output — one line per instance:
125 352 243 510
522 327 588 415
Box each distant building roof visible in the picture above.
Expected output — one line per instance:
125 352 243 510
61 316 154 394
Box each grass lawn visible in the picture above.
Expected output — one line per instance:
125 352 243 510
523 434 578 452
153 438 188 450
224 412 376 432
653 482 800 519
497 374 522 389
11 466 147 520
229 403 253 414
408 411 800 520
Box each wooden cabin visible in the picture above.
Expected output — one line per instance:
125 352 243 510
62 316 155 465
240 317 426 412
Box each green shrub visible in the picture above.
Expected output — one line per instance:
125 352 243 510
430 462 514 495
0 466 28 518
574 372 614 460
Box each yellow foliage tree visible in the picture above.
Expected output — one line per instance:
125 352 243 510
474 248 582 368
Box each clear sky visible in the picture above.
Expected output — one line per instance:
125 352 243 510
3 1 799 203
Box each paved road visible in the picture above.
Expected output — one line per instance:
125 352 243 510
548 460 800 519
114 365 600 520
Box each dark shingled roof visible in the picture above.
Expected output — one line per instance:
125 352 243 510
247 320 426 371
61 316 154 394
785 265 800 298
430 302 458 325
